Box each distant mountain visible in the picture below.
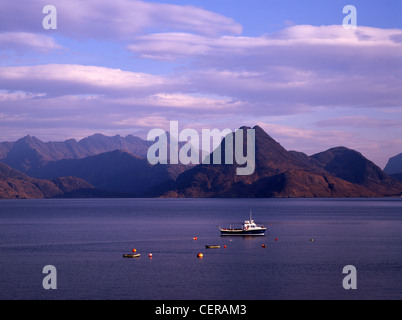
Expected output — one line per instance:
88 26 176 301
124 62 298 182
0 163 95 199
155 126 402 198
29 150 188 196
310 147 402 196
0 134 153 173
384 153 402 175
384 153 402 183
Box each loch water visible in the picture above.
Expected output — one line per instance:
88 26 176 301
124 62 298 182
0 198 401 300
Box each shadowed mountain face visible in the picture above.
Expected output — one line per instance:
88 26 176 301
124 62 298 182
28 150 188 196
155 126 402 198
384 153 402 183
310 147 402 195
390 173 402 183
0 163 95 199
384 153 402 175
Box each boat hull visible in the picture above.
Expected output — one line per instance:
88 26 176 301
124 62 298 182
123 254 141 258
220 228 266 236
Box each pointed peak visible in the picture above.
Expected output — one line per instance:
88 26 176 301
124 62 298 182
328 146 353 152
253 125 264 131
89 133 107 138
17 135 42 144
79 133 109 143
235 125 271 138
318 146 365 158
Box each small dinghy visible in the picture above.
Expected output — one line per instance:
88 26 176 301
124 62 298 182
205 245 221 249
123 254 141 258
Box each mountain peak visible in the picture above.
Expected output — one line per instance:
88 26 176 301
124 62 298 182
310 147 402 195
326 146 360 154
253 125 265 132
18 135 42 144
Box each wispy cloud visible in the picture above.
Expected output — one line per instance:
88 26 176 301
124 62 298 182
128 25 402 110
0 32 61 52
316 116 402 128
0 0 242 39
0 64 168 97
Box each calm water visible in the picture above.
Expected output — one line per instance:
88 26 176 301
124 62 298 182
0 198 401 300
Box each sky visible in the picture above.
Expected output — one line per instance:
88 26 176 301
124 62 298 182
0 0 401 168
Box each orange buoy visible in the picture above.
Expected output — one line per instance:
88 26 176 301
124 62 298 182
193 237 198 240
149 253 153 258
275 238 278 242
262 244 267 248
197 253 204 258
224 245 227 248
132 248 137 253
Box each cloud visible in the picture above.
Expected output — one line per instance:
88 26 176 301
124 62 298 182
113 115 170 129
141 93 242 110
0 0 242 39
0 62 244 142
316 116 402 128
127 25 402 110
2 20 402 139
0 64 246 111
0 64 169 97
127 25 402 62
0 32 61 52
254 121 365 161
257 121 355 147
0 90 46 102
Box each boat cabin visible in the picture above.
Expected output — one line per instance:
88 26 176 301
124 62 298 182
243 220 259 230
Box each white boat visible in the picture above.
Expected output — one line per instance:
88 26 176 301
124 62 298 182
219 211 267 236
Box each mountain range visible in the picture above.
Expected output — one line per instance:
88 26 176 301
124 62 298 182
158 126 402 198
0 134 152 173
0 127 401 199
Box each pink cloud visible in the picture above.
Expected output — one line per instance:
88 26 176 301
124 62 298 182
0 0 242 39
0 64 169 97
0 32 61 52
127 25 402 60
316 116 402 128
